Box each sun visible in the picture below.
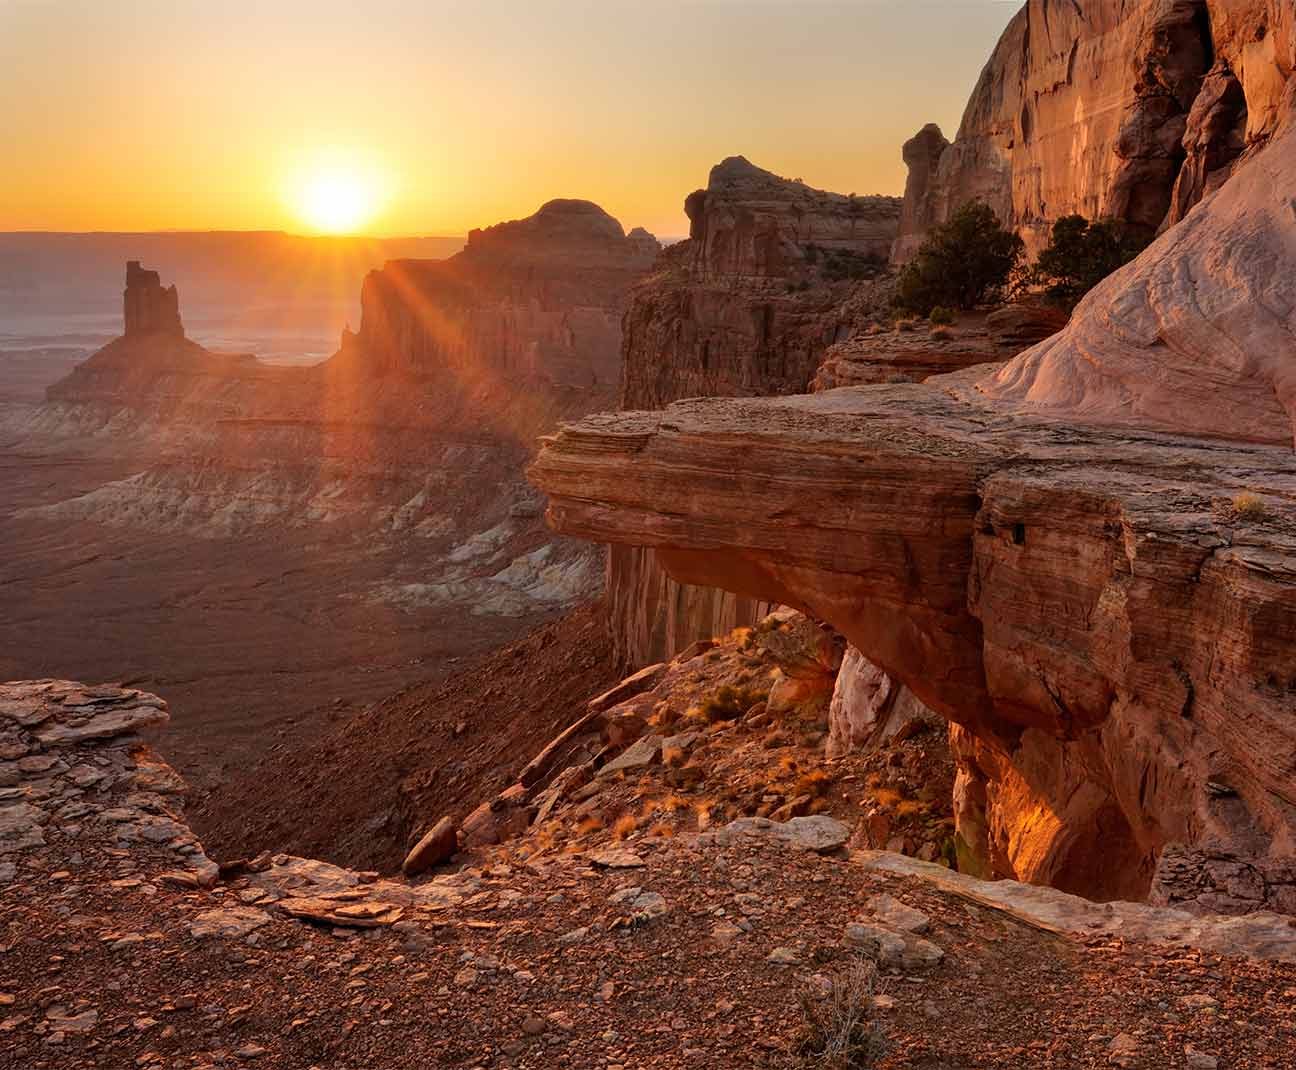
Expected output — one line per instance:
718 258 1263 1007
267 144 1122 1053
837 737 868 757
297 168 379 234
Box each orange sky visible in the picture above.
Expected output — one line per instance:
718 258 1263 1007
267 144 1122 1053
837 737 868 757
1 1 1018 239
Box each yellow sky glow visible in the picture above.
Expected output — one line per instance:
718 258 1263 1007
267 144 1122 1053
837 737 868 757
0 1 1019 239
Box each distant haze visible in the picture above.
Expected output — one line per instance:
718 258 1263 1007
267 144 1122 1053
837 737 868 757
1 1 1019 238
0 231 464 359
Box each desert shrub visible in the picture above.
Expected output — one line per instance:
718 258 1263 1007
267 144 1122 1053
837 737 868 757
927 305 955 326
894 201 1024 314
795 769 833 798
699 685 767 724
1022 214 1153 310
792 958 884 1068
821 248 888 282
1233 492 1266 521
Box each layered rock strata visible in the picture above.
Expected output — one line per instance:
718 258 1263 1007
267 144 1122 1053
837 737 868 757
894 0 1296 257
611 160 901 666
123 260 183 338
531 92 1296 907
531 381 1296 909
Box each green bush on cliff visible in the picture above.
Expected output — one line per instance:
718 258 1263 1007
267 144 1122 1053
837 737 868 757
1021 214 1154 310
894 201 1024 314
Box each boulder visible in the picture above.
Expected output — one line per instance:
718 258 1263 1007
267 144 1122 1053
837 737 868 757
984 304 1069 348
401 816 457 876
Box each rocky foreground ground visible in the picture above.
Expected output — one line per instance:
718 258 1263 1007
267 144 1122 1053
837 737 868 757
4 681 1296 1070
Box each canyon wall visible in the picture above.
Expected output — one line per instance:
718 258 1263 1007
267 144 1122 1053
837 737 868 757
893 0 1295 259
533 1 1296 909
346 199 654 392
610 159 901 665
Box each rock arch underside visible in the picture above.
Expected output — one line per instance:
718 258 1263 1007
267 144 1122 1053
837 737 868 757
532 0 1296 910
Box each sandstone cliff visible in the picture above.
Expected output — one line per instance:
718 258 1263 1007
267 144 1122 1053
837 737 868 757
893 0 1295 259
341 199 654 391
531 44 1296 909
610 160 901 666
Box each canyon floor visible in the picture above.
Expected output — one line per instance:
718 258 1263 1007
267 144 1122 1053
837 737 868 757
0 429 564 810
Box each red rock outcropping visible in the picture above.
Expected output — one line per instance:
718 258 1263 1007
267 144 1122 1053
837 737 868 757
894 0 1295 257
123 260 183 338
343 199 656 391
531 49 1296 910
610 160 901 665
29 203 657 618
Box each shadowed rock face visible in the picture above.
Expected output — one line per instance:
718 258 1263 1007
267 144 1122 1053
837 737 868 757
123 261 183 338
894 0 1296 257
531 74 1296 909
345 200 658 391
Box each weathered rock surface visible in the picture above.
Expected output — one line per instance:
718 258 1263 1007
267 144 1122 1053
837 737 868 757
968 87 1296 445
855 851 1296 963
683 156 899 283
611 160 899 666
400 815 457 876
811 317 1021 391
827 647 943 760
894 0 1295 256
0 680 218 888
530 369 1296 908
533 49 1296 907
5 673 1295 1066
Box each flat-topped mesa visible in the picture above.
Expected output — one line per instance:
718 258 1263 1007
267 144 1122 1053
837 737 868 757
894 0 1296 259
345 200 658 389
685 156 900 282
123 261 183 338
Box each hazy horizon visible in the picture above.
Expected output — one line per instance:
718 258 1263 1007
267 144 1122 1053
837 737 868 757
2 0 1020 238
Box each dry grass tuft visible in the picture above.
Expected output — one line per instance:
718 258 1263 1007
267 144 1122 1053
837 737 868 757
575 815 604 836
693 798 718 831
795 769 833 798
699 685 768 724
792 957 884 1068
649 703 681 730
1233 492 1266 521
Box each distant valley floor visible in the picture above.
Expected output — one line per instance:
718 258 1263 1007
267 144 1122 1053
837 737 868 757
0 443 563 821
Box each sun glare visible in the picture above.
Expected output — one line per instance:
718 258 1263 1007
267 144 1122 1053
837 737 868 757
298 168 379 234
